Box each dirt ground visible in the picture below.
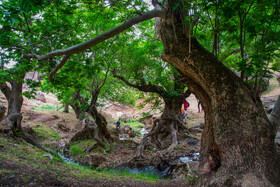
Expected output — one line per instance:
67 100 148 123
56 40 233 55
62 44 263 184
0 80 279 186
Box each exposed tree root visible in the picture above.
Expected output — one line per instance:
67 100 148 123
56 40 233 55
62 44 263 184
133 117 194 160
0 113 55 155
132 116 203 161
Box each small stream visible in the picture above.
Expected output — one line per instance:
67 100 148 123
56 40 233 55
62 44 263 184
58 126 199 179
115 152 199 179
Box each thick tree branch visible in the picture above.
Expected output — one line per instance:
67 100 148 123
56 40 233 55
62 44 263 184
49 55 71 81
23 10 166 61
112 69 166 96
0 82 11 100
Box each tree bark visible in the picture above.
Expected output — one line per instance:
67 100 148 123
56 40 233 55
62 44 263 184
7 80 24 116
63 104 69 113
70 103 85 120
0 80 24 130
87 105 113 142
0 79 54 154
156 2 280 186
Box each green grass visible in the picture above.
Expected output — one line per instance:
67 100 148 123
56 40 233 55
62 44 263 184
0 136 159 184
31 104 61 111
33 123 60 141
69 139 95 158
70 145 85 157
126 120 145 129
97 168 159 182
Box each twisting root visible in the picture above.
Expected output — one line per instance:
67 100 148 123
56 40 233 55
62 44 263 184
133 117 189 161
0 113 55 154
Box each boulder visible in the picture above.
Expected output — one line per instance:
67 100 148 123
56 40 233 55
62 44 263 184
0 105 6 122
35 92 46 103
120 113 132 122
84 153 106 167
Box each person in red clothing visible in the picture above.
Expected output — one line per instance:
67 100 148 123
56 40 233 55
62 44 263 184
183 99 190 111
128 128 136 138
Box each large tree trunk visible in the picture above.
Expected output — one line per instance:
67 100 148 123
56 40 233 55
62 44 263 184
70 103 85 120
156 2 280 186
0 79 54 154
134 95 189 159
7 80 23 115
0 80 24 130
88 105 113 143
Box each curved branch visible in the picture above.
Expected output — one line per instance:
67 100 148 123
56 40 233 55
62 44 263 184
0 83 11 100
112 69 166 96
23 10 166 61
49 55 71 81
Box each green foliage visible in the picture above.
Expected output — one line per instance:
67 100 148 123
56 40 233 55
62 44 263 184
186 175 199 183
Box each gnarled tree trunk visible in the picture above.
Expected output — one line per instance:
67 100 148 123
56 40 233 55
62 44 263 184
70 103 85 120
87 105 113 143
156 1 280 186
70 92 113 148
0 78 54 154
135 94 190 159
0 80 24 130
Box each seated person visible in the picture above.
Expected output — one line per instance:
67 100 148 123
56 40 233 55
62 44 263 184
128 128 136 138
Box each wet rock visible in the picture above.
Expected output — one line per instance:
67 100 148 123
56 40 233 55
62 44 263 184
85 153 106 167
0 105 6 122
